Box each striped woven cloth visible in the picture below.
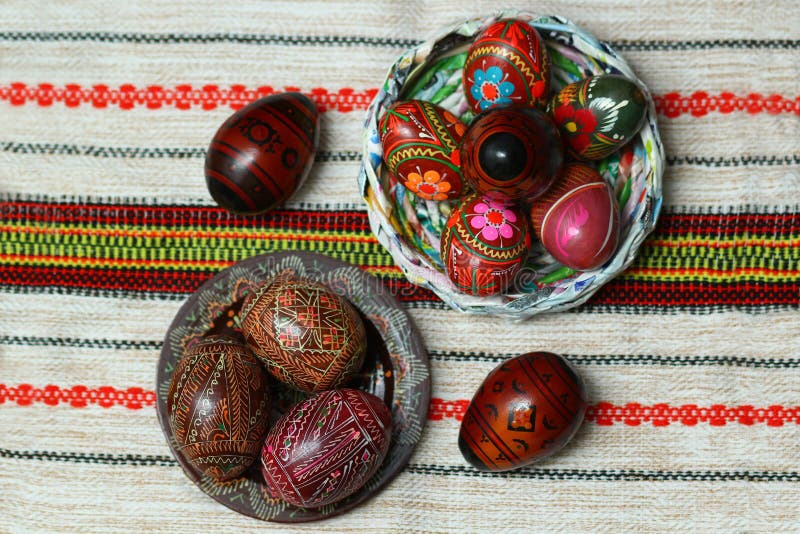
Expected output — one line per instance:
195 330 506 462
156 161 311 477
1 1 798 532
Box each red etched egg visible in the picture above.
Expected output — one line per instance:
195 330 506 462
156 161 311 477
464 19 551 113
261 388 392 508
459 352 587 472
441 192 531 296
530 163 620 271
240 274 367 393
205 92 319 215
460 106 563 203
166 336 271 481
379 100 466 201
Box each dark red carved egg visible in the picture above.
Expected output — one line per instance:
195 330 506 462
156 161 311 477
440 192 531 296
530 163 620 271
205 92 319 215
379 99 466 201
460 106 563 203
464 19 551 113
166 336 271 481
459 352 587 472
240 274 367 393
261 388 392 508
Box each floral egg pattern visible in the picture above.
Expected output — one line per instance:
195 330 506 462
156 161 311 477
464 19 551 114
549 74 647 160
441 192 531 296
379 99 466 201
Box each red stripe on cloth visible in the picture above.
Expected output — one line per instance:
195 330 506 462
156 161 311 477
2 384 797 427
590 281 799 307
429 398 800 427
1 201 374 232
0 83 377 112
0 384 155 410
3 200 797 236
1 83 798 117
3 265 797 306
0 265 442 300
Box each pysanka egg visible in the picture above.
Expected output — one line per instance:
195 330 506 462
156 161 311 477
441 193 531 296
240 274 367 393
549 74 647 160
464 19 551 113
167 336 271 481
530 163 620 271
460 106 563 203
205 92 319 215
379 100 466 201
459 352 587 472
261 388 392 508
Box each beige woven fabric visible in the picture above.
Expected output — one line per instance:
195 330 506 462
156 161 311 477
1 0 798 532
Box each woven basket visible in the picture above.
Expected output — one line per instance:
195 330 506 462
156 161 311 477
358 11 665 319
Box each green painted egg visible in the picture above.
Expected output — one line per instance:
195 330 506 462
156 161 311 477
549 75 647 161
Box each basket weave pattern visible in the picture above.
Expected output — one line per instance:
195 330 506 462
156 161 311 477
359 11 665 319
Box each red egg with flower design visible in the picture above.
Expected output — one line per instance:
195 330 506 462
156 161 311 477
464 19 551 114
530 163 620 271
441 193 531 296
549 74 647 160
379 100 466 201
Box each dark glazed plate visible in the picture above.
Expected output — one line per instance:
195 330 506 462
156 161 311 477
155 251 431 522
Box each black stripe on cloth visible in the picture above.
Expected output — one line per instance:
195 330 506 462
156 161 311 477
1 449 798 482
2 142 799 169
0 32 798 51
429 351 800 368
0 142 361 163
0 335 162 351
0 285 797 315
0 193 365 212
0 31 422 48
3 335 799 369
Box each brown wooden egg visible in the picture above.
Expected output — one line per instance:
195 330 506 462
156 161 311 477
260 388 392 508
459 352 587 472
240 274 367 393
205 92 319 215
459 106 563 203
166 336 271 481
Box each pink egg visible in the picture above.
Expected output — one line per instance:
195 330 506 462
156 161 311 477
530 163 620 271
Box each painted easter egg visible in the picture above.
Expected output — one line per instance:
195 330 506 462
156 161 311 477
379 100 466 201
166 336 270 481
240 274 367 393
460 106 563 203
261 388 392 508
550 74 647 160
205 92 319 215
530 163 620 271
464 19 551 113
459 352 587 472
441 193 531 296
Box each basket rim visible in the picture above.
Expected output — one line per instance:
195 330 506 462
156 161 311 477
358 11 666 319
